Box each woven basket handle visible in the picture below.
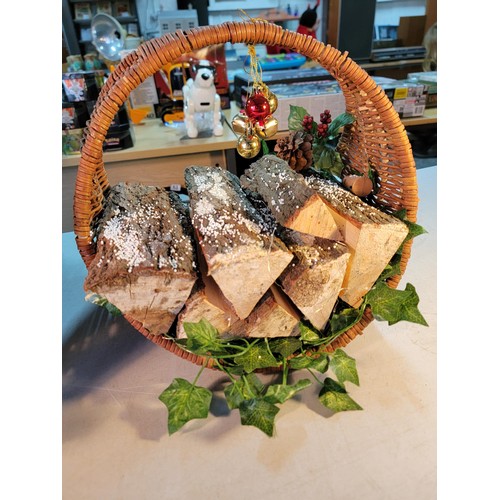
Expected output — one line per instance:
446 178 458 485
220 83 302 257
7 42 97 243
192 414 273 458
74 21 418 282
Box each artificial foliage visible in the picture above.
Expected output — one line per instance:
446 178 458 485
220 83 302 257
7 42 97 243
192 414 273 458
156 236 428 437
88 105 428 437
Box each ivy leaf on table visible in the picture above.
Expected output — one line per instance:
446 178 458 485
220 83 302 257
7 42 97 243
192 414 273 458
158 378 212 435
330 349 360 387
238 398 280 437
319 377 363 414
224 373 265 410
264 379 312 405
366 282 428 326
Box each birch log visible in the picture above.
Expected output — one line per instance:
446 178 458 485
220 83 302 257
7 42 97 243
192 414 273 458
277 229 351 331
185 166 293 319
305 176 409 307
84 182 198 335
240 155 342 240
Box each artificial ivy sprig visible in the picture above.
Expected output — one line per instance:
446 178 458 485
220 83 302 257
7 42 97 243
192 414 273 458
159 317 365 436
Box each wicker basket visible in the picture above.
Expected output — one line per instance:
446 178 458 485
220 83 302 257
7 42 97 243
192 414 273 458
73 21 419 368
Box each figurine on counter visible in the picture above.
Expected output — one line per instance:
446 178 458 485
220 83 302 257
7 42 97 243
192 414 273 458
182 60 223 138
296 0 321 39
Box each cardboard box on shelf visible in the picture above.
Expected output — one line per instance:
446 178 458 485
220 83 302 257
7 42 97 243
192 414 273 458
407 71 437 108
379 80 428 118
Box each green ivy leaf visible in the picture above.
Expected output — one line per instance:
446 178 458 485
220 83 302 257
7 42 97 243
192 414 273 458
330 349 360 387
392 209 428 244
288 105 311 131
289 353 329 373
319 377 363 414
224 373 265 410
159 378 212 435
299 323 321 343
239 398 280 437
234 343 279 373
268 337 302 359
328 307 363 337
264 379 312 404
379 257 402 281
261 139 270 155
183 319 224 355
366 282 428 326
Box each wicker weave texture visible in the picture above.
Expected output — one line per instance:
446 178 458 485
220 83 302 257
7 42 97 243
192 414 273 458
73 21 419 366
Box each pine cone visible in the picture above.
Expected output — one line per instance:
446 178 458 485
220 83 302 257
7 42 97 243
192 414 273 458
274 130 314 172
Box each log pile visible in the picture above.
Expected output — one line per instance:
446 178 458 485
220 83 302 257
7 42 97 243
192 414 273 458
84 156 409 339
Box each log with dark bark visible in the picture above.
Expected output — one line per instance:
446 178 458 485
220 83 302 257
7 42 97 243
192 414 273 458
84 182 198 335
185 166 293 320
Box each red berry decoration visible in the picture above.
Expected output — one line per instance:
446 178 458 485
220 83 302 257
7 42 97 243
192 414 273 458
302 114 314 132
320 109 332 125
245 91 271 122
317 123 328 138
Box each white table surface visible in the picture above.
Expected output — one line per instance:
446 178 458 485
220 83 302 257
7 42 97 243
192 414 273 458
62 166 437 500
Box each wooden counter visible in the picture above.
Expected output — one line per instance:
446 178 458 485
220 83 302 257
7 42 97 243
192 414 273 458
62 112 239 169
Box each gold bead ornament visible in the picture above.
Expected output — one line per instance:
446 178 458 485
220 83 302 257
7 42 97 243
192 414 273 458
236 134 261 158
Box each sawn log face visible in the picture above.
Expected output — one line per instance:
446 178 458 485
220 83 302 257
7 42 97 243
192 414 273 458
277 229 351 331
305 176 409 307
240 155 342 239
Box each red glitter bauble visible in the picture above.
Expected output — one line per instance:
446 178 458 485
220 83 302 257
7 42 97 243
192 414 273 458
245 92 271 121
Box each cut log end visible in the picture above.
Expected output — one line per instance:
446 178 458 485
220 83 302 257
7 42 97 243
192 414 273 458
228 285 301 338
240 155 341 240
305 175 409 307
278 232 351 330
